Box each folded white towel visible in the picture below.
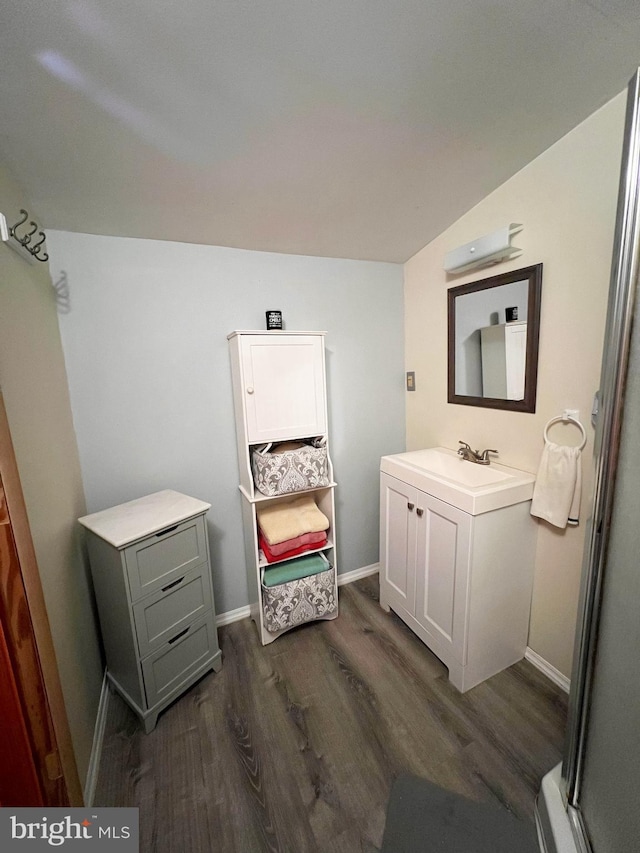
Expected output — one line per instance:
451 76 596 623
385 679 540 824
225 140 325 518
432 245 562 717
530 442 582 529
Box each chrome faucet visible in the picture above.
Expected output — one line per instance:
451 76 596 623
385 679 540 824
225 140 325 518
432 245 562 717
457 441 498 465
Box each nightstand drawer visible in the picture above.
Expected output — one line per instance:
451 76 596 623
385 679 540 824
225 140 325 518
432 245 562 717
132 566 213 658
125 515 208 601
141 613 216 709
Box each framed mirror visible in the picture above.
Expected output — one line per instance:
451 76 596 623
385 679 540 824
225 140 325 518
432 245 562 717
447 263 543 412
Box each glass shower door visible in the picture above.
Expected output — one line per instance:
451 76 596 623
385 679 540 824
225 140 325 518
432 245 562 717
578 310 640 850
537 67 640 853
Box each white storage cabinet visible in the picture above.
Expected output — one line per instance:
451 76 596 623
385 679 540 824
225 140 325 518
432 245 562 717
480 321 527 400
228 330 338 645
80 490 222 732
379 462 536 692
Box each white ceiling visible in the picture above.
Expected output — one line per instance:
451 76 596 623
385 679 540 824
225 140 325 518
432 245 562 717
1 1 640 263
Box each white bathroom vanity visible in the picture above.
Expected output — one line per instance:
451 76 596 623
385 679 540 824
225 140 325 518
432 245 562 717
379 447 536 692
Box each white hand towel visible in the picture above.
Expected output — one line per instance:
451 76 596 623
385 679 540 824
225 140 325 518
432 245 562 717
530 442 582 529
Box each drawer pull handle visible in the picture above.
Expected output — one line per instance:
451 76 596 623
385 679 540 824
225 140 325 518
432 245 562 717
407 502 414 511
416 507 424 517
155 524 179 538
162 576 185 593
168 626 190 645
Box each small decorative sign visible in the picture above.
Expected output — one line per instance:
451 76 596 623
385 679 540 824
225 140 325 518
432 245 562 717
505 306 518 323
266 310 283 330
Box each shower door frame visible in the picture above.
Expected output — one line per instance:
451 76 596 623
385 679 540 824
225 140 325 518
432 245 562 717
538 67 640 853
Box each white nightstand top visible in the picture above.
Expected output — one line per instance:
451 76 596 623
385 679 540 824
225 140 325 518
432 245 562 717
79 489 211 548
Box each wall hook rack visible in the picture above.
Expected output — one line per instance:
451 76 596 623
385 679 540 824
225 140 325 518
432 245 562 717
0 209 49 264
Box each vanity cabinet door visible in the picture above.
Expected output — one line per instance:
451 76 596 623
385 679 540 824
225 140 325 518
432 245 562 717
414 494 471 665
380 473 417 613
238 334 327 442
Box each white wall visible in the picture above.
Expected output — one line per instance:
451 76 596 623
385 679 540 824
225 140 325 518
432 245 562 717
0 166 102 788
49 233 405 614
404 91 626 678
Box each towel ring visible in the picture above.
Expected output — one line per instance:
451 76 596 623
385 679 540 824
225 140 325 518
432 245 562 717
543 415 587 450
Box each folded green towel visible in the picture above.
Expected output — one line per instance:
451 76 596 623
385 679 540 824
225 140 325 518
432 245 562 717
262 553 329 587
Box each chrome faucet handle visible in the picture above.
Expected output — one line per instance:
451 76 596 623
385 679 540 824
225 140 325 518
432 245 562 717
458 441 475 460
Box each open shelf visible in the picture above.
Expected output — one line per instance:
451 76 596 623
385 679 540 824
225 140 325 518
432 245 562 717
258 540 335 570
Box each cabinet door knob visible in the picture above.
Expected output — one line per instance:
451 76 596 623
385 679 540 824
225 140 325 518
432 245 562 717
246 386 254 394
416 507 424 517
407 502 414 511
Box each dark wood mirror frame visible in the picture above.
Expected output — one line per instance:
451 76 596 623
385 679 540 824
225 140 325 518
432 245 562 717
447 263 543 413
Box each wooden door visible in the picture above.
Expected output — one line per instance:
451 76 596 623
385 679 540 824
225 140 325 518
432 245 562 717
0 394 81 805
0 611 43 805
414 493 471 665
379 473 417 613
240 335 327 442
0 474 69 806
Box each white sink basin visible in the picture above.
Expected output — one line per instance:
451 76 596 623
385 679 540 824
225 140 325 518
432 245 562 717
380 446 535 515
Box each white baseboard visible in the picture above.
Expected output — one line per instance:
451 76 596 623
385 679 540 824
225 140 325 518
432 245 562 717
525 647 571 694
215 604 252 627
214 564 380 627
84 670 110 806
337 562 379 586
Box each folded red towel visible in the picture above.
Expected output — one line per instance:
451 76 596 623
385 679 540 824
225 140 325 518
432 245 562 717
259 531 327 564
262 528 327 556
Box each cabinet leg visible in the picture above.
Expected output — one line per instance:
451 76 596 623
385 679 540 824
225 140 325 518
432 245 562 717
212 652 223 673
379 589 391 612
143 712 159 734
447 661 465 693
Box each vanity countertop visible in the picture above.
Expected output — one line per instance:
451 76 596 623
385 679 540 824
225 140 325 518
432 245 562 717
78 489 211 548
380 447 535 515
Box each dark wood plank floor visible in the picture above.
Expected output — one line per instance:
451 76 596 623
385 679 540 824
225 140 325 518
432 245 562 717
94 576 568 852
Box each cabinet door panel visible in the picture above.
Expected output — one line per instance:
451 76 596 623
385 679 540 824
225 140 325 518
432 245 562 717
481 323 527 401
125 516 208 602
423 510 456 639
505 324 527 400
141 613 216 709
415 495 471 664
380 474 416 611
133 566 212 658
241 336 326 442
